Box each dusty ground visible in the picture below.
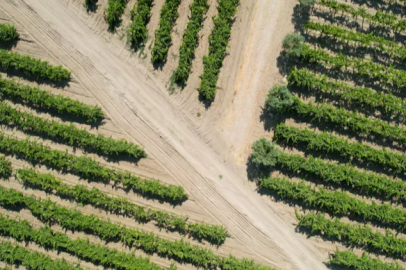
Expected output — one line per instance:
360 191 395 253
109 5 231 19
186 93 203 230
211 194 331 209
0 0 334 269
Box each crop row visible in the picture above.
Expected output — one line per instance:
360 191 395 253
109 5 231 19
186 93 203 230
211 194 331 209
0 75 104 123
173 0 209 84
0 101 146 159
272 151 406 204
151 0 182 63
329 250 403 270
304 21 406 62
197 0 240 100
296 212 406 260
0 23 18 43
16 168 228 244
104 0 128 30
0 213 171 270
287 96 406 146
318 0 406 32
0 156 11 179
0 186 272 270
0 241 82 270
0 49 70 82
127 0 154 50
298 44 406 89
0 132 187 202
259 176 406 232
288 68 406 121
274 123 406 175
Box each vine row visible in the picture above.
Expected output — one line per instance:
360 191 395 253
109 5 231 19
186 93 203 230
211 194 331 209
0 156 11 179
304 21 406 62
0 213 171 270
0 49 71 82
288 68 406 121
173 0 209 84
0 132 187 202
151 0 182 63
197 0 240 100
274 152 406 204
16 168 228 245
0 186 272 270
104 0 128 30
319 0 406 32
274 123 406 174
329 250 403 270
299 44 406 89
0 76 104 123
0 101 146 159
287 96 406 146
0 241 83 270
296 212 406 260
259 176 406 232
0 23 18 43
128 0 154 50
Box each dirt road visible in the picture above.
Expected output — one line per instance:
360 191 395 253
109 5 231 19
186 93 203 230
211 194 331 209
0 1 328 269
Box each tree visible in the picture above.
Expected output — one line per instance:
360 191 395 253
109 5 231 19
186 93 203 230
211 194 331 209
251 138 280 167
282 33 305 58
265 85 294 113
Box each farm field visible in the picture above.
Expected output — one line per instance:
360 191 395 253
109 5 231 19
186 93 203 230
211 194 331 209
0 0 403 269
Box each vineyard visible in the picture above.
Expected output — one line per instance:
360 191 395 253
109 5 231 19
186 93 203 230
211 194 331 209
250 0 406 269
0 13 275 270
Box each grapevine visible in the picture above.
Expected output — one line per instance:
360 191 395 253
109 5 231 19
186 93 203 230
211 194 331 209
0 133 187 202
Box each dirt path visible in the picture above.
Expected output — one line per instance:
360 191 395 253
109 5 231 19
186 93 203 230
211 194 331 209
0 1 328 269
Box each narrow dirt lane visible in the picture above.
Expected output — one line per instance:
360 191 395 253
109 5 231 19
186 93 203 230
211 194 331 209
0 1 328 269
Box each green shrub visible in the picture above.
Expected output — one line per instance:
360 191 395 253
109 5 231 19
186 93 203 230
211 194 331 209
265 85 294 113
251 138 280 167
282 33 304 58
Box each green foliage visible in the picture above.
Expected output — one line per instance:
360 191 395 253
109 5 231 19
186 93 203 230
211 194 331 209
329 250 403 270
151 0 182 63
298 44 406 89
298 0 316 7
286 96 406 147
173 0 209 84
265 85 294 113
260 176 406 232
288 68 406 121
282 34 305 58
0 241 83 270
0 155 11 180
128 0 154 50
197 0 240 100
304 21 406 63
0 186 271 270
251 138 280 167
104 0 128 30
16 168 228 245
0 133 187 202
0 49 70 82
275 152 406 204
0 75 103 123
0 23 18 43
319 0 406 32
0 101 145 159
296 212 406 262
0 212 169 270
274 123 406 174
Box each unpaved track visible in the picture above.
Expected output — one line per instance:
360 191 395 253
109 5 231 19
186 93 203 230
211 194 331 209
1 1 327 269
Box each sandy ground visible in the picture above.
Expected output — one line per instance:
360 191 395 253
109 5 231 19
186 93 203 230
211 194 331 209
0 0 332 269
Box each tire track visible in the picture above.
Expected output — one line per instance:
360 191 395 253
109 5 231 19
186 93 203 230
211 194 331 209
1 1 328 269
